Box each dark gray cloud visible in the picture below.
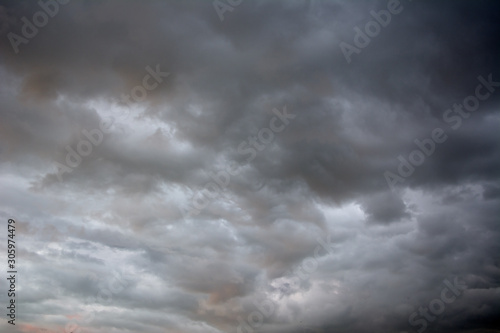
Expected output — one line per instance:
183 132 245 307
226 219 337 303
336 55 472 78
0 0 499 332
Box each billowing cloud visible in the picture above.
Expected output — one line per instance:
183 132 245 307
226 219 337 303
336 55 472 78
0 0 499 332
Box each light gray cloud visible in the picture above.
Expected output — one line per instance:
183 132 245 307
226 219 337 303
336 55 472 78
0 0 499 332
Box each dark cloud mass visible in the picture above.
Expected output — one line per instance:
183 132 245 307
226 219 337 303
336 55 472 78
0 0 499 332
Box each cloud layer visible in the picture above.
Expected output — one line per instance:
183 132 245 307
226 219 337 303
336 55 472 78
0 0 499 332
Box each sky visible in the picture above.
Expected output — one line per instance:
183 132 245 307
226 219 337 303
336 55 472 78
0 0 499 333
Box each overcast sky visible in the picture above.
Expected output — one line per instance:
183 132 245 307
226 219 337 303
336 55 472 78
0 0 499 333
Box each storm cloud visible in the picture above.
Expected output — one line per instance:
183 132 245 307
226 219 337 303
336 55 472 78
0 0 499 333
